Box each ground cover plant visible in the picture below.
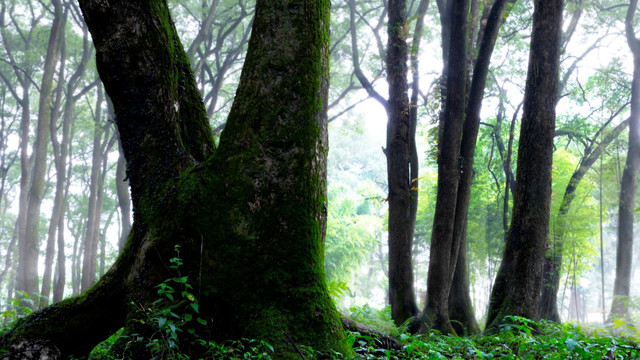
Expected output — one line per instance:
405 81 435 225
5 304 637 359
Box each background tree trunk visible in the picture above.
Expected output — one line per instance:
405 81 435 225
422 0 469 334
18 0 64 306
81 85 106 292
387 0 420 326
610 0 640 318
539 118 630 321
41 13 68 305
485 0 562 332
446 0 510 335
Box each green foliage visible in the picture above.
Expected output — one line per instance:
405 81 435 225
348 305 399 337
335 317 640 360
325 184 381 286
139 246 207 358
100 245 208 359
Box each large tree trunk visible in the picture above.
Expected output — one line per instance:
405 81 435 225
611 0 640 318
0 0 352 358
485 0 562 333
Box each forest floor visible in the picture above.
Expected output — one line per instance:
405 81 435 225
82 306 640 359
2 303 639 359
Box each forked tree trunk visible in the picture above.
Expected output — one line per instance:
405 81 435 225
0 0 352 358
421 0 469 335
446 0 510 335
485 0 562 333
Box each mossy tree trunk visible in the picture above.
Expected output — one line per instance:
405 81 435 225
0 0 352 358
485 0 562 333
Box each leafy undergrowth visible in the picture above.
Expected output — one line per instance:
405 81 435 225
83 311 640 359
2 257 638 360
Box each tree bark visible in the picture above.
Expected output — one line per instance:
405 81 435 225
348 0 427 326
0 0 352 358
611 0 640 318
485 0 562 333
387 0 420 326
421 0 469 334
446 0 510 335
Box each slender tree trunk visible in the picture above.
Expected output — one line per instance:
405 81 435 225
15 89 31 304
0 227 17 297
448 226 479 335
539 118 630 321
41 10 70 305
18 0 64 306
611 0 640 318
81 86 106 292
387 0 420 326
485 0 562 332
447 0 510 335
599 154 606 322
52 211 66 304
404 0 429 330
421 0 469 334
1 2 36 310
0 0 352 358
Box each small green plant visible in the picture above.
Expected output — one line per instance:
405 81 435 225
131 245 208 359
203 338 275 359
0 291 51 325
